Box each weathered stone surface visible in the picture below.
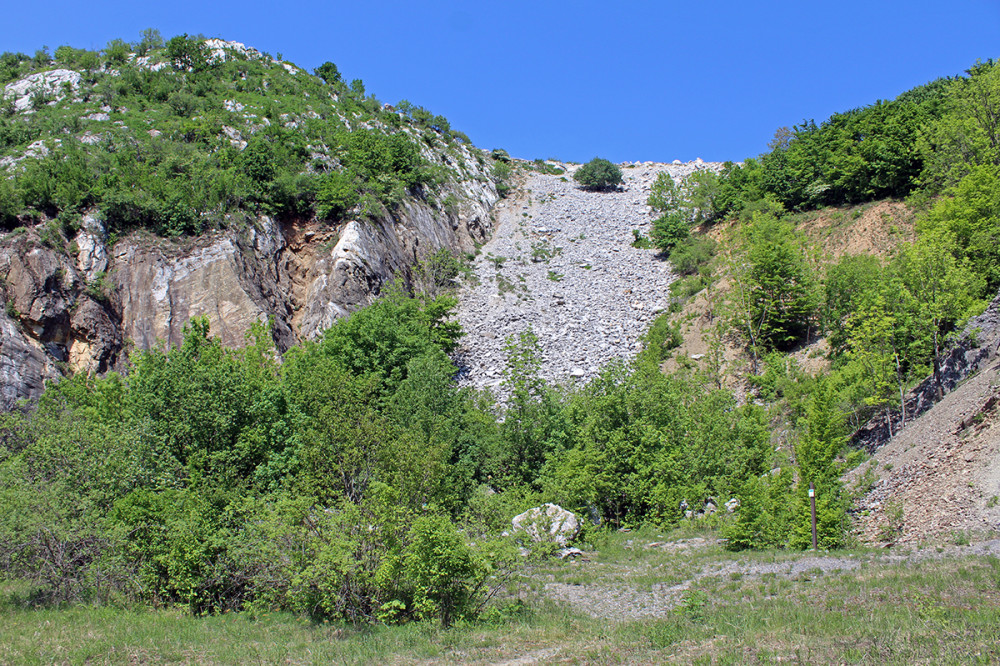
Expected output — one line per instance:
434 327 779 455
113 237 274 352
3 69 81 113
0 140 498 406
0 312 60 409
512 503 581 547
0 234 121 403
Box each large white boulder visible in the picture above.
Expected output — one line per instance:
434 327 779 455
511 503 580 546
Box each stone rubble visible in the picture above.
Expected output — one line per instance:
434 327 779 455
3 69 81 113
454 161 720 394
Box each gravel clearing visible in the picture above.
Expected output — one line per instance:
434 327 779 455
454 161 717 394
536 539 1000 621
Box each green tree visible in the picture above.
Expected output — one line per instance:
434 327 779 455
895 230 985 398
134 28 164 56
918 61 1000 190
303 287 462 400
314 61 342 85
845 294 904 437
573 157 623 191
165 34 208 72
648 170 722 225
498 329 566 488
919 164 1000 291
790 379 848 550
728 213 819 362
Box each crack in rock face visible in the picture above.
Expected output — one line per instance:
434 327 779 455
454 161 718 395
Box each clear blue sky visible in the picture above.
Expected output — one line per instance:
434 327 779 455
3 1 999 163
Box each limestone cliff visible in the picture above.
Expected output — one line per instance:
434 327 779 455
0 154 497 408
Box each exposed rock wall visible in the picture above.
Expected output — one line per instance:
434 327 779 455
0 161 498 408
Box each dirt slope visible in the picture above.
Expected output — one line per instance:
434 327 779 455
847 295 1000 544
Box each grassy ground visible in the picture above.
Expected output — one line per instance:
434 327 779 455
4 530 1000 664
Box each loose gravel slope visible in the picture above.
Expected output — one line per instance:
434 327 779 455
455 161 713 393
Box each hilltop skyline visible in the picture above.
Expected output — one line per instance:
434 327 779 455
3 0 999 163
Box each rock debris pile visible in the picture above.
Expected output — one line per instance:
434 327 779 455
454 160 716 393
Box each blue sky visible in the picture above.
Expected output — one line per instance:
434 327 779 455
3 1 999 163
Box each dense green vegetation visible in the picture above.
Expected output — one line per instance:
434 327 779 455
0 32 494 235
0 278 785 619
638 60 1000 548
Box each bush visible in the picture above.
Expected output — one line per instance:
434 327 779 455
402 514 486 626
668 236 716 275
723 471 793 551
651 212 689 252
573 157 623 191
493 160 513 198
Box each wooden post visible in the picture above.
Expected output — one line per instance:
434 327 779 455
809 482 817 550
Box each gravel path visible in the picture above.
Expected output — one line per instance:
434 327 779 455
454 161 714 394
537 539 1000 621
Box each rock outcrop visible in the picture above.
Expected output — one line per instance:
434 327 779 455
3 69 81 113
0 151 497 408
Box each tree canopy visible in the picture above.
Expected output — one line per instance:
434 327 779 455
573 157 623 191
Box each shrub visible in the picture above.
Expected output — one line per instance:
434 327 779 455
402 514 486 626
668 235 716 275
573 157 623 191
723 471 793 550
651 211 689 252
315 171 359 221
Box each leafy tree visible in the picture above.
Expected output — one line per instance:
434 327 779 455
823 253 883 351
789 379 848 549
165 34 208 71
648 170 722 225
573 157 623 191
498 328 567 488
123 318 296 487
895 230 985 397
134 28 164 56
918 62 1000 190
919 164 1000 291
314 61 342 85
302 287 462 400
845 294 904 437
728 213 819 361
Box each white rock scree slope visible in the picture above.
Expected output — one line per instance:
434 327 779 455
453 160 715 393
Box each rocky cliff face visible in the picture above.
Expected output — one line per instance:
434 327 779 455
0 152 498 408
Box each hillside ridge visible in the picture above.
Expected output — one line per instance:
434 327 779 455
0 37 500 406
